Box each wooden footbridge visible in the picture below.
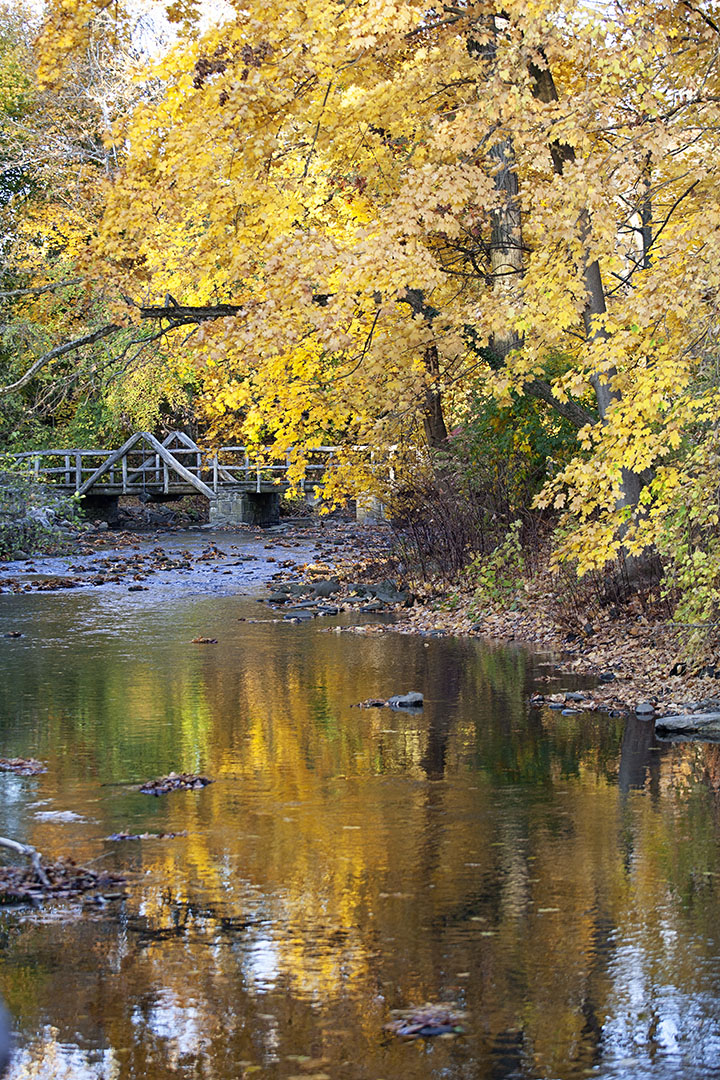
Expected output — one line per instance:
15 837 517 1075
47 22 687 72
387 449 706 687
12 431 338 524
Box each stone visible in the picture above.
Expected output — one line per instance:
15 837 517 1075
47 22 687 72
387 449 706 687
372 587 410 604
288 583 309 596
635 701 655 717
598 672 616 682
355 494 386 522
283 610 314 621
387 691 424 709
346 584 369 597
655 712 720 739
565 692 586 702
209 489 280 526
311 578 340 597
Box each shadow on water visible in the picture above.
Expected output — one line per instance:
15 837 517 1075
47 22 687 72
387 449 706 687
1 535 720 1077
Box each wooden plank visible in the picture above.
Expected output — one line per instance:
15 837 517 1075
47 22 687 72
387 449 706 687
76 433 144 495
124 431 201 485
140 433 216 499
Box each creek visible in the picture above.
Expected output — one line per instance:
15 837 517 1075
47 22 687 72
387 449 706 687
1 527 720 1079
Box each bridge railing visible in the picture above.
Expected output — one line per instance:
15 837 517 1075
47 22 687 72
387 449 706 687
9 441 338 497
11 446 209 495
208 446 336 493
12 449 111 491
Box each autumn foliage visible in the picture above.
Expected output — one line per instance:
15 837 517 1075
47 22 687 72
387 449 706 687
2 0 720 621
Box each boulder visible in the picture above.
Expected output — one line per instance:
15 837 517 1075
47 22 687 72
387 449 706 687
287 583 309 596
311 578 340 597
655 712 720 739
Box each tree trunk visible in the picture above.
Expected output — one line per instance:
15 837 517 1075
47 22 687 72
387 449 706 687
489 136 523 358
529 58 649 510
422 344 449 447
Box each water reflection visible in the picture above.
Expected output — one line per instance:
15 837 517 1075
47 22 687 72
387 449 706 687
0 553 720 1078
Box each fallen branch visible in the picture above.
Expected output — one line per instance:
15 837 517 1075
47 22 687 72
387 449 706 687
0 836 51 888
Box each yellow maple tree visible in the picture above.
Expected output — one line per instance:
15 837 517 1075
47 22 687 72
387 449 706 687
22 0 720 588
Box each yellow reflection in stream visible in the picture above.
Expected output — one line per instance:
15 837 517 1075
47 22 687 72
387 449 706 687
1 589 720 1078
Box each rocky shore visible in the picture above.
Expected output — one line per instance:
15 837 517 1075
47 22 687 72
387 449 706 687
2 512 715 724
247 521 718 723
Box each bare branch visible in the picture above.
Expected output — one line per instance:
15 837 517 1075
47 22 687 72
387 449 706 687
0 323 120 396
523 378 595 429
0 836 51 887
0 279 83 299
303 81 333 178
681 0 720 34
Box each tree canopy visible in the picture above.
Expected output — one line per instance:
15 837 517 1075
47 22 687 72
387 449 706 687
3 0 720 595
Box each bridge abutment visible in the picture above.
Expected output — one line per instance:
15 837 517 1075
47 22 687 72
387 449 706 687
80 493 120 525
209 488 281 526
355 494 387 523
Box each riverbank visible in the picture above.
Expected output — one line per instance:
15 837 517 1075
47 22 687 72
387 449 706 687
2 514 714 719
295 526 716 720
392 587 719 720
237 520 716 720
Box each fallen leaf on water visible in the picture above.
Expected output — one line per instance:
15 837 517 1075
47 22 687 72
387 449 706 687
140 773 214 796
106 831 188 841
0 757 46 776
0 858 125 905
385 1002 467 1039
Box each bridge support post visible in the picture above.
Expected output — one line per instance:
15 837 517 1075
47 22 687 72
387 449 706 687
209 488 281 526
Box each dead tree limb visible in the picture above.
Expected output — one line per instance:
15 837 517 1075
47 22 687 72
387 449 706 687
0 323 121 396
0 836 51 887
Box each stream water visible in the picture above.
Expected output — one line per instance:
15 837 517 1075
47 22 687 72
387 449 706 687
1 528 720 1079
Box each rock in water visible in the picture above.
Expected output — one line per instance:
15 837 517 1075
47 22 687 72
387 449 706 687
140 772 214 795
656 713 720 739
387 692 424 709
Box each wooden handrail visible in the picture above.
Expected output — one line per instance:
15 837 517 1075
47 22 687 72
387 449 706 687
4 433 343 499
